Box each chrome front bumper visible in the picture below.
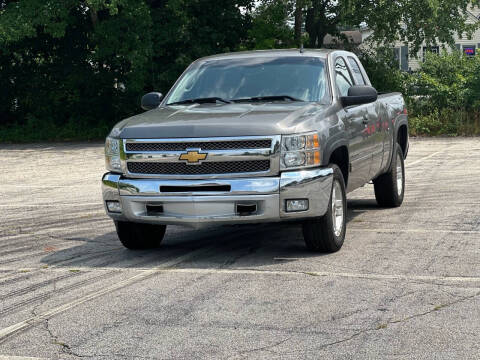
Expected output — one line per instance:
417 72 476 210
102 168 333 226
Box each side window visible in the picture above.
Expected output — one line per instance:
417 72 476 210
348 57 366 85
335 57 354 97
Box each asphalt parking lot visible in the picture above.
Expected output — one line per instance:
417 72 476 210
0 138 479 359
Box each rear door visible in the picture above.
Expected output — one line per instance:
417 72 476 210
334 56 372 191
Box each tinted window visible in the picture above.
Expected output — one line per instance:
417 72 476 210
335 57 354 97
348 57 366 85
167 57 330 104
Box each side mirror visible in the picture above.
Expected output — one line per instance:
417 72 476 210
141 92 163 111
340 86 378 107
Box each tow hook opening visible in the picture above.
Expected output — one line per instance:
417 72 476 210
236 202 258 216
146 204 164 216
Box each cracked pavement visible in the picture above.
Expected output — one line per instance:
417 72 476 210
0 138 479 359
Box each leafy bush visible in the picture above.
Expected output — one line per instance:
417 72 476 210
410 52 478 113
358 47 407 94
0 116 111 142
405 52 480 136
409 109 480 136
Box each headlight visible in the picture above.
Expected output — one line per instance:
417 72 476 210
281 132 321 170
105 137 122 172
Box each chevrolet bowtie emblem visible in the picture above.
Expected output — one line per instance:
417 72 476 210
179 150 208 164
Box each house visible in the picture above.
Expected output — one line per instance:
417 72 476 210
360 5 480 71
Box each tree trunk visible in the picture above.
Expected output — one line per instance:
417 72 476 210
317 29 326 48
90 8 99 27
294 0 304 47
306 0 321 48
306 0 331 48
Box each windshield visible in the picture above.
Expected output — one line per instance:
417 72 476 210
166 56 330 105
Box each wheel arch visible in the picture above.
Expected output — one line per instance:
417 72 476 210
385 119 409 172
326 144 349 187
397 124 408 159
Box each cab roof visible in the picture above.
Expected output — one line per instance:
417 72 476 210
195 49 335 63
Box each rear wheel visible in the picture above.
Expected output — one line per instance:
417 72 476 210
114 221 166 250
302 164 347 253
373 143 405 208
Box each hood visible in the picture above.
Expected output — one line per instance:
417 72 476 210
116 102 329 138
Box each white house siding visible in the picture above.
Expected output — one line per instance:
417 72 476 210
400 30 480 71
470 5 480 17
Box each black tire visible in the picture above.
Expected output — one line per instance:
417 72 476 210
373 143 405 208
114 221 166 250
302 164 347 253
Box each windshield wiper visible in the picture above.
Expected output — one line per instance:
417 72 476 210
231 95 303 103
167 97 232 106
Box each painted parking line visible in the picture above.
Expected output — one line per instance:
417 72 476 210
0 356 45 360
1 266 479 286
0 203 102 208
405 150 448 168
155 268 480 286
350 227 479 235
0 184 94 188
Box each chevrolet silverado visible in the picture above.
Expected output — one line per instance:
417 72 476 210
102 49 409 252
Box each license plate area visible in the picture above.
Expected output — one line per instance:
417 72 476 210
162 202 235 217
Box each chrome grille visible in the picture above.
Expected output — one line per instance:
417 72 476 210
126 140 272 152
123 136 280 178
127 160 270 175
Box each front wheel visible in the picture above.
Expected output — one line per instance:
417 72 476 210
114 221 166 250
373 143 405 208
302 164 347 253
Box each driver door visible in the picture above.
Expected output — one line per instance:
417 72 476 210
335 56 372 191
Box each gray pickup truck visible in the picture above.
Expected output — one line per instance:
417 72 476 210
102 49 408 252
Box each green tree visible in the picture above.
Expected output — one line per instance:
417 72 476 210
149 0 253 92
0 0 253 141
359 0 480 54
0 0 152 137
305 0 352 47
255 0 480 52
247 0 295 49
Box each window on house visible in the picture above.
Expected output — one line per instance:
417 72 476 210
394 47 409 71
394 48 400 68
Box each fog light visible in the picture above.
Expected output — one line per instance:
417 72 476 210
106 201 122 213
286 199 309 212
